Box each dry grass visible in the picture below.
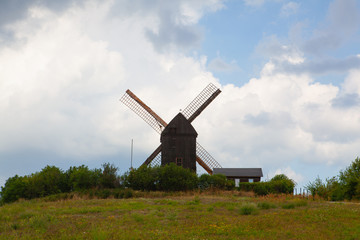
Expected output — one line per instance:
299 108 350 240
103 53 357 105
0 192 359 239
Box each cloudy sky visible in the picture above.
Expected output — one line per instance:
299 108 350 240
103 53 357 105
1 0 360 188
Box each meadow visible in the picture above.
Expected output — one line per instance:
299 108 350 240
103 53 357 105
1 191 360 240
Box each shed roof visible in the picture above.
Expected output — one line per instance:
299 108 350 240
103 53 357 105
213 168 263 177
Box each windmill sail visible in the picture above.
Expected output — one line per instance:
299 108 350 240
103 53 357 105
120 90 167 134
182 83 221 122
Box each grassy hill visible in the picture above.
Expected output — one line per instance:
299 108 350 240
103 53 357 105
1 191 360 239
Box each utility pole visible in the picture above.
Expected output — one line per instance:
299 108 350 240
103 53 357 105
130 139 133 170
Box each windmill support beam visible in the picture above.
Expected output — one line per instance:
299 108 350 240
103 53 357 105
196 157 213 175
143 144 162 166
187 89 221 123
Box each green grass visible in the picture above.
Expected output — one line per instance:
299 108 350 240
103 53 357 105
0 193 359 239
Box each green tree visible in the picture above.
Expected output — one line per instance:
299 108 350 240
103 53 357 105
269 174 295 194
198 174 229 190
125 165 159 191
0 175 27 204
339 157 360 200
23 166 67 198
67 165 101 191
100 163 119 188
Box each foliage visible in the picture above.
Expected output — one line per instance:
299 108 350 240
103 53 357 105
124 165 159 191
158 163 198 191
339 157 360 200
305 176 345 201
269 174 295 194
237 174 295 195
0 163 120 204
66 165 101 191
198 174 230 190
0 175 27 204
125 164 198 191
257 201 276 210
306 157 360 201
239 203 258 215
100 163 120 189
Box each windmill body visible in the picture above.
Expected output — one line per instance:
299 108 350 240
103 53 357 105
161 113 197 172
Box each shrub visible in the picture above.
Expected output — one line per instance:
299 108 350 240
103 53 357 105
339 157 360 200
124 165 159 191
123 189 134 198
239 203 258 215
100 163 120 189
306 176 345 201
269 174 295 194
257 202 276 210
253 182 269 196
158 163 198 191
0 175 27 204
282 203 295 209
95 189 111 199
198 174 230 190
67 165 101 191
238 176 295 196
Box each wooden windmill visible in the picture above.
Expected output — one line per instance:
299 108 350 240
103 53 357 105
120 83 222 174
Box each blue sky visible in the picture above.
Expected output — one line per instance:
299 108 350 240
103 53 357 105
0 0 360 189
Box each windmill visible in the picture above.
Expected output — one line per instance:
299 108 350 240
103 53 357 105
120 83 222 174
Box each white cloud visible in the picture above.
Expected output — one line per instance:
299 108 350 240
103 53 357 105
280 2 299 17
0 0 222 170
269 167 304 184
195 52 360 177
303 0 360 55
208 56 240 72
243 0 265 7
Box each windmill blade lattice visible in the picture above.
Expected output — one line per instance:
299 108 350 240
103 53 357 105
196 142 222 169
120 90 166 134
149 153 161 167
182 83 221 122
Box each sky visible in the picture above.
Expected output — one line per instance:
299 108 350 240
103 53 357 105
1 0 360 189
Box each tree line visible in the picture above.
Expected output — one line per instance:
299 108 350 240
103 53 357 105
1 163 295 205
306 157 360 201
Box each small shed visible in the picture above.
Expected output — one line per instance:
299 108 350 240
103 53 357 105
213 168 263 186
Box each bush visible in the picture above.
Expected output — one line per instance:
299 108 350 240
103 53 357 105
253 182 269 196
100 163 120 189
339 157 360 200
95 189 111 199
269 174 295 194
158 163 198 191
257 202 276 210
198 174 229 190
123 189 134 198
67 165 101 191
0 175 27 204
306 176 345 201
124 165 159 191
238 175 295 196
282 203 295 209
239 203 258 215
